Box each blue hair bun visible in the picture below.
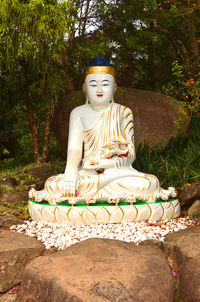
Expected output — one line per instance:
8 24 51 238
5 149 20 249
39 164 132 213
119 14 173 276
89 56 111 67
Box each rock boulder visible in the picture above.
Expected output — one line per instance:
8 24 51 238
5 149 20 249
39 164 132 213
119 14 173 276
179 255 200 302
164 229 200 268
0 213 23 228
0 178 17 190
179 182 200 208
164 229 200 301
26 166 58 181
0 230 45 292
54 88 190 157
1 192 28 205
17 238 175 302
188 199 200 217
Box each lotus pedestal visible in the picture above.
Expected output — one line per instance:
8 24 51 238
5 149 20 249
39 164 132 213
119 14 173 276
28 198 180 226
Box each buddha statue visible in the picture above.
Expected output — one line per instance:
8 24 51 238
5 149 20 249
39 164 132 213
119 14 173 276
29 57 176 207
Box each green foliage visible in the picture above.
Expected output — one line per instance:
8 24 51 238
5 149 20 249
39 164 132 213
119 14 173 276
49 133 65 161
19 132 34 162
0 0 72 100
0 0 74 162
163 61 200 127
98 0 200 90
134 117 200 188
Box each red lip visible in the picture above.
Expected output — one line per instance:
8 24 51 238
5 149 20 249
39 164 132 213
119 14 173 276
97 94 103 97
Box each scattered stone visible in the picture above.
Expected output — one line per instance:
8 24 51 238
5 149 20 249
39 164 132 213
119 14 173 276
188 199 200 217
1 192 28 205
0 178 17 190
0 230 45 292
0 213 23 228
53 88 190 156
17 238 175 302
179 182 200 208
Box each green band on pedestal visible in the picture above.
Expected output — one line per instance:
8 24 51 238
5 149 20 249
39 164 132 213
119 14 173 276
29 198 178 207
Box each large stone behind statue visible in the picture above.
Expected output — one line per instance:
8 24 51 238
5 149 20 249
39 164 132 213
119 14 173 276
54 87 190 155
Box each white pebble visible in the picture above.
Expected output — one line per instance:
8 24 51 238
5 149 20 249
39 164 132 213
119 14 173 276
8 217 197 250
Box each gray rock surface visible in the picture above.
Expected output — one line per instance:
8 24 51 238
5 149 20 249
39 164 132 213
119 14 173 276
17 238 175 302
0 230 45 293
53 88 190 157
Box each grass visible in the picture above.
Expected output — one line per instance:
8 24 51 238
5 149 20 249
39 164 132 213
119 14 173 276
0 161 64 193
0 200 30 219
0 161 64 219
134 116 200 189
0 185 15 194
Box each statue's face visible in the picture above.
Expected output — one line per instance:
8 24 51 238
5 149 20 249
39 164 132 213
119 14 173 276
85 74 115 109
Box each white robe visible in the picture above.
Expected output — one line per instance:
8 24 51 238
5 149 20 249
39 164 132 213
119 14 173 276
29 103 175 204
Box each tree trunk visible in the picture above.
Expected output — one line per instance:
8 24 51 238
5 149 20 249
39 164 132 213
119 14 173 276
39 72 51 163
189 24 199 60
28 103 40 164
148 43 156 90
82 0 90 36
40 107 51 163
66 70 75 92
77 0 91 87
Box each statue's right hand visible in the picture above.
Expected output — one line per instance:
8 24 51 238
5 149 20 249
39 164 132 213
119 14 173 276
63 169 78 197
